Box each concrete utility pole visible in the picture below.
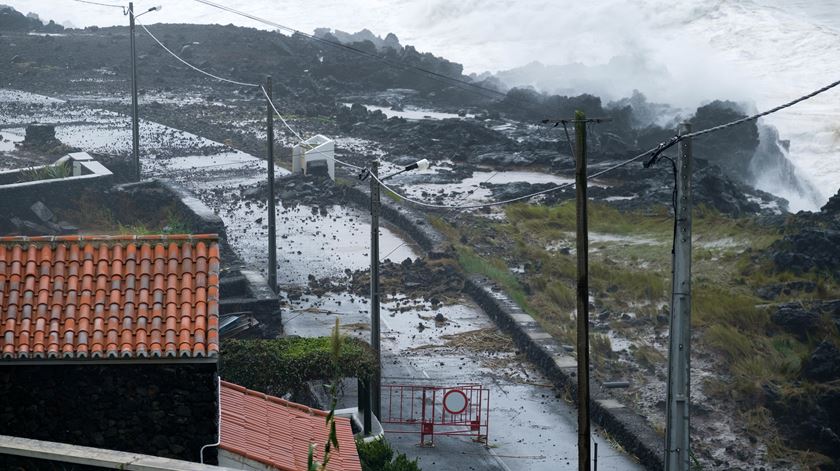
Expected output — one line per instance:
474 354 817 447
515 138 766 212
574 110 591 471
369 158 382 421
665 122 693 470
128 2 140 182
266 76 277 293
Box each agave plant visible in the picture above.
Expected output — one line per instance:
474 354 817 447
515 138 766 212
17 161 72 183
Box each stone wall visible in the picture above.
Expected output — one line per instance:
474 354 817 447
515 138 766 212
0 363 219 464
337 180 664 470
0 455 109 470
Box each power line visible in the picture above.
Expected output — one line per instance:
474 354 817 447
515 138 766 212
362 73 840 211
136 20 260 88
190 0 514 104
646 76 840 164
69 0 124 9
135 18 309 146
260 85 305 143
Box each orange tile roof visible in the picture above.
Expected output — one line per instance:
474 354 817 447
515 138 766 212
220 381 362 471
0 235 220 360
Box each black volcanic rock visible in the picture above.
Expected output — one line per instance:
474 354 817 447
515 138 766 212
690 101 759 180
771 228 840 277
0 5 62 32
772 304 821 340
803 341 840 382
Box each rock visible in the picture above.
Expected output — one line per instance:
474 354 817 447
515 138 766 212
772 304 820 340
30 201 54 222
821 189 840 216
23 123 57 146
771 228 840 277
803 341 840 382
55 221 79 235
755 281 817 300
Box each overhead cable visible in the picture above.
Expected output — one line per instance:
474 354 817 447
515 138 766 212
136 19 309 145
191 0 515 104
69 0 124 9
136 20 260 88
646 76 840 164
259 85 306 143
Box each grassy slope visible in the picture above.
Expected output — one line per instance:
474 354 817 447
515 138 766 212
434 201 840 468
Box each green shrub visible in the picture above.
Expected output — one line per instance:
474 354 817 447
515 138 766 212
356 438 421 471
220 337 378 397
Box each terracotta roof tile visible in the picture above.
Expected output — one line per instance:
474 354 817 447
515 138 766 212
0 235 220 361
220 381 362 471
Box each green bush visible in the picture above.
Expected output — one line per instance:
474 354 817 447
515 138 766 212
220 338 378 396
356 438 421 471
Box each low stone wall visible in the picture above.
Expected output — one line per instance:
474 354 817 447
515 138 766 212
463 276 663 470
0 455 109 470
0 434 238 471
108 180 226 246
0 157 114 220
338 179 664 470
0 363 218 464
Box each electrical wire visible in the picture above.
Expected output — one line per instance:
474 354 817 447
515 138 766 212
69 0 124 9
191 0 521 104
366 145 653 210
648 76 840 160
260 85 306 143
136 17 311 147
136 20 260 88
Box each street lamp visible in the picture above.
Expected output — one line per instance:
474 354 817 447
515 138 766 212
359 157 430 430
127 4 162 182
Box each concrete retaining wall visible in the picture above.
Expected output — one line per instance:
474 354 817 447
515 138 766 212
0 434 237 470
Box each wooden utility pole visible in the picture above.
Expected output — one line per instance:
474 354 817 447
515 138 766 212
574 110 591 471
369 158 382 421
128 2 140 182
265 76 277 293
665 122 693 470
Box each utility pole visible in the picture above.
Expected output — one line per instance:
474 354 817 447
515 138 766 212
369 158 382 421
665 122 693 470
128 2 140 182
574 110 590 471
266 76 277 293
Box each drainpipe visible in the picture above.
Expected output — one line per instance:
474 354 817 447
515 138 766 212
200 374 222 464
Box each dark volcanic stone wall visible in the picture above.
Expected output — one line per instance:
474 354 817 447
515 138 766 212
0 363 218 463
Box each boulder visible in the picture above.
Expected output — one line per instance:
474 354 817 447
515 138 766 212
755 281 817 300
30 201 55 223
771 304 820 340
771 228 840 277
803 341 840 382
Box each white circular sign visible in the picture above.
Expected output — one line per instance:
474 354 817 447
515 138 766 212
443 389 468 415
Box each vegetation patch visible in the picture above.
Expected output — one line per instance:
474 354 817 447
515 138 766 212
356 438 421 471
220 337 378 397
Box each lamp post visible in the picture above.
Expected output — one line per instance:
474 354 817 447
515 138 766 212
361 158 430 427
128 4 161 182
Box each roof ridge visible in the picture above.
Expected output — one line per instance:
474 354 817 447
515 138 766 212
0 234 220 244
